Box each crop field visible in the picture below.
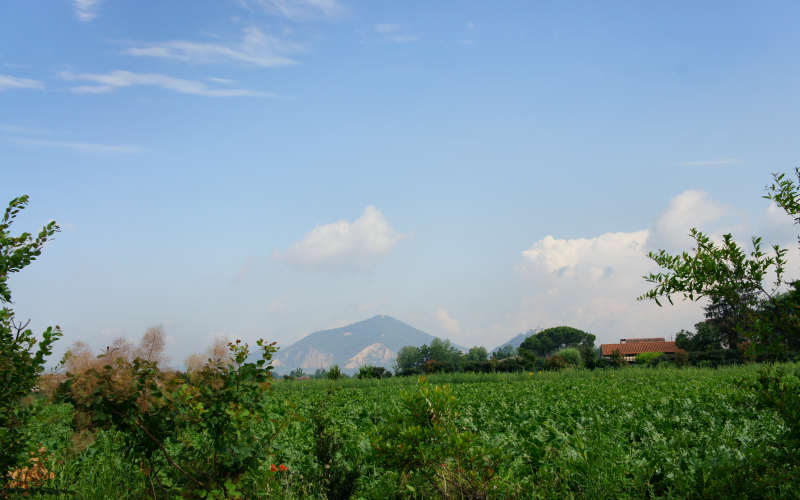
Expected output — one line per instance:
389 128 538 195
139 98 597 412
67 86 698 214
14 364 799 499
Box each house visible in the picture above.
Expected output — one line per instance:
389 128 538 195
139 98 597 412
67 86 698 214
601 337 686 363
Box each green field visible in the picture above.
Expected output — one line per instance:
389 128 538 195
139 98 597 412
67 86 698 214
15 364 800 499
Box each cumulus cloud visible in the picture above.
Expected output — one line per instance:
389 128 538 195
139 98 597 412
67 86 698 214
123 27 301 67
280 206 406 271
374 24 418 43
74 0 101 22
515 188 795 344
0 74 44 91
436 308 461 335
58 70 272 97
648 190 731 251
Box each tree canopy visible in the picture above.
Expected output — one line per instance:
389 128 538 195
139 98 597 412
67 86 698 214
518 326 595 358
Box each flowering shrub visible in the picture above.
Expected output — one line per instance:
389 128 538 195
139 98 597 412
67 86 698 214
60 338 284 498
3 447 55 496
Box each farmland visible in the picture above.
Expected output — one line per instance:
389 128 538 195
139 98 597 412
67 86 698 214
14 364 800 498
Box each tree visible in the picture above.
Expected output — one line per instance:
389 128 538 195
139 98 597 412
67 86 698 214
640 170 800 357
491 345 516 360
395 339 463 375
464 346 488 363
518 326 595 358
0 196 61 481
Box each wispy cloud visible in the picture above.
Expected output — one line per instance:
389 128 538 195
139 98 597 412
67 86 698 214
207 77 236 84
58 70 273 97
123 27 300 67
242 0 343 20
0 74 44 91
0 123 48 135
74 0 102 22
678 158 740 167
10 138 144 154
374 24 418 43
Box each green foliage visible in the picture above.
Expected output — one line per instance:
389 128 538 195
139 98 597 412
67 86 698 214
519 326 595 358
464 345 488 363
11 364 800 498
327 364 342 380
641 170 800 358
0 195 61 481
310 387 360 500
357 365 391 379
491 344 516 360
609 349 626 367
394 338 463 375
750 364 800 447
61 338 283 497
635 352 664 366
369 377 504 498
545 354 568 370
555 347 582 367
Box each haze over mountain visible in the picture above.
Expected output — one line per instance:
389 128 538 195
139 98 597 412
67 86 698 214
268 315 444 374
492 328 541 354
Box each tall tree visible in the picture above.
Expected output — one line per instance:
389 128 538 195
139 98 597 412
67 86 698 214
518 326 595 358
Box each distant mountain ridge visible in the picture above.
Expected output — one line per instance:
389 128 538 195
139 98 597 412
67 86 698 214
267 315 441 374
492 328 542 353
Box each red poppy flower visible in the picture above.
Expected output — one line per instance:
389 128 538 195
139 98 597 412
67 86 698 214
279 464 288 472
270 464 278 472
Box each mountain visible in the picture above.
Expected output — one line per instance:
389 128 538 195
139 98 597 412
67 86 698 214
267 315 440 374
492 328 541 353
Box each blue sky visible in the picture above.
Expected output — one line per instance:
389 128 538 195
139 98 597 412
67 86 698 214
2 0 799 364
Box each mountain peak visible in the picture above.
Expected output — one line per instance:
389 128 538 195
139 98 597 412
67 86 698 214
271 315 440 374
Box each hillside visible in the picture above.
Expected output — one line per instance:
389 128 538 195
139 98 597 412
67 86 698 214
268 315 440 374
492 328 541 354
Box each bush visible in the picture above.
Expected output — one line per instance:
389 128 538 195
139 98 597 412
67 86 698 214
545 355 568 371
635 352 664 366
357 366 391 379
555 348 582 367
327 364 342 380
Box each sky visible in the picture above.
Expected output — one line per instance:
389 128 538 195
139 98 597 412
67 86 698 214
2 0 799 365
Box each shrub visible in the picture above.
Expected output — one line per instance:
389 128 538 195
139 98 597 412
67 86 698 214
555 348 583 367
545 355 568 370
358 365 391 379
634 352 664 366
327 364 342 380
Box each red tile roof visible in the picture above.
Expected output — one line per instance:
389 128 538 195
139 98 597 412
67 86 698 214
601 341 685 356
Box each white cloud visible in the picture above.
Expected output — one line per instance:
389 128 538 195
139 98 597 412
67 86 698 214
74 0 101 22
522 230 648 278
58 70 273 97
123 27 301 67
679 158 740 167
0 74 44 91
0 123 48 134
374 24 418 43
208 77 236 84
280 206 406 271
243 0 343 20
10 138 144 154
649 190 730 251
515 188 800 345
436 307 461 335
